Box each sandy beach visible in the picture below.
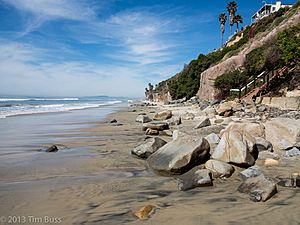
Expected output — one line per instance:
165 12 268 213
0 104 299 225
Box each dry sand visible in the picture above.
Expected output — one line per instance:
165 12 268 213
0 106 300 225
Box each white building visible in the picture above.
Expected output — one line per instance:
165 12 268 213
251 1 293 21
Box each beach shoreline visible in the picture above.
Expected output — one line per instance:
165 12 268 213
0 104 300 225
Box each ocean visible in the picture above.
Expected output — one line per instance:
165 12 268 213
0 96 128 158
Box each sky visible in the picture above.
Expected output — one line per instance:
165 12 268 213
0 0 297 97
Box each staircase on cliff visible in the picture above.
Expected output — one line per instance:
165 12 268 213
230 66 291 100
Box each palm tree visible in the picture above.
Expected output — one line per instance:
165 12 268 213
227 1 238 36
218 13 227 47
234 14 243 33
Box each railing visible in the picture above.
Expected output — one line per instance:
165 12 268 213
230 66 289 99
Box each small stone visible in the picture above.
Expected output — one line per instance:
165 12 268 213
167 116 182 126
110 119 117 123
194 117 211 129
136 115 152 123
277 178 294 187
134 205 156 220
111 123 123 126
239 165 262 180
264 158 279 166
145 128 159 135
214 119 224 124
45 145 59 153
160 130 173 137
255 137 273 152
285 147 300 157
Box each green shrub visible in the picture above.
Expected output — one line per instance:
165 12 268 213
214 70 248 99
276 24 300 64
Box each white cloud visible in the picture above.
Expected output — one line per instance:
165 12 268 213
0 41 180 97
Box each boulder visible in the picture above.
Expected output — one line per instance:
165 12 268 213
177 167 212 191
167 116 182 126
145 128 159 135
277 178 294 187
160 130 173 137
258 151 280 160
136 115 152 123
202 106 217 116
238 174 277 202
147 136 210 175
212 130 258 167
153 110 172 121
194 117 211 129
255 137 273 152
285 147 300 157
264 118 300 150
239 165 262 180
172 130 188 141
205 159 234 178
143 121 169 131
222 122 265 139
205 133 220 145
196 125 225 136
131 137 167 159
46 145 59 153
110 119 117 123
181 112 195 120
215 101 233 116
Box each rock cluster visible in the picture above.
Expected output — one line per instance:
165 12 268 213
130 100 300 202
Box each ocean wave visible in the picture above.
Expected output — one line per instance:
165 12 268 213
0 101 122 119
0 98 79 102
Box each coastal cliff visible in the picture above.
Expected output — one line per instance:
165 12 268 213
151 2 300 102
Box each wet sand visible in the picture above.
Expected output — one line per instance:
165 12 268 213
0 106 300 225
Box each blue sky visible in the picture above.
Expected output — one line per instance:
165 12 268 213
0 0 296 97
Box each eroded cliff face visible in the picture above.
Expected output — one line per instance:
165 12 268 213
197 8 300 101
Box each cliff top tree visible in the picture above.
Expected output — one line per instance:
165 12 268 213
234 14 243 33
227 1 238 36
219 13 227 47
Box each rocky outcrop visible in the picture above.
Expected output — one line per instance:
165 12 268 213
197 8 300 100
177 167 213 191
147 136 210 175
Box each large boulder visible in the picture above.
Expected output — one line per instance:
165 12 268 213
177 167 213 191
131 137 167 159
264 118 300 151
136 115 152 123
194 117 211 129
147 136 210 175
205 159 234 178
143 121 169 131
212 129 258 167
238 174 277 202
153 110 172 121
221 122 265 138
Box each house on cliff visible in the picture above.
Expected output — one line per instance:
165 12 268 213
251 1 292 22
